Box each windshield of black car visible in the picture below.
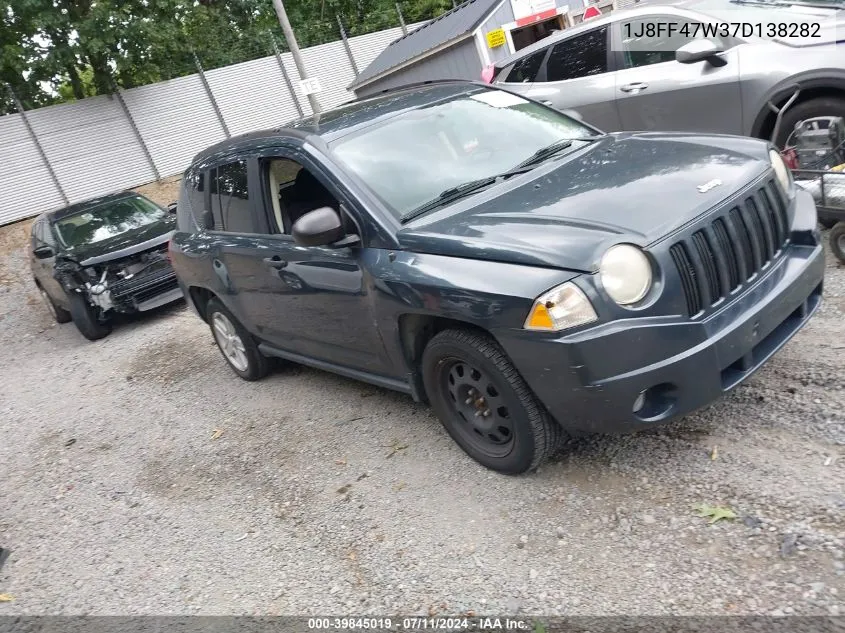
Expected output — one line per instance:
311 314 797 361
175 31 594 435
54 196 166 248
327 89 597 219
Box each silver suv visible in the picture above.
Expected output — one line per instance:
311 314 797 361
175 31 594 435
489 0 845 146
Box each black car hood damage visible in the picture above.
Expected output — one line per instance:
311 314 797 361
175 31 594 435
63 216 176 267
397 132 773 272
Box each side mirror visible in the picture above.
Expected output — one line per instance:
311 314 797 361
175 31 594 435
33 245 54 259
200 210 214 230
167 201 178 214
292 207 345 247
676 38 724 65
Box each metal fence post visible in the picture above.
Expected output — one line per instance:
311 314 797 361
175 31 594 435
112 85 161 181
192 52 231 138
396 3 408 35
337 16 360 76
270 36 305 117
5 83 69 206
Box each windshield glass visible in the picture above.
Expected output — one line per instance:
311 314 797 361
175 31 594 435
328 89 597 218
55 196 166 248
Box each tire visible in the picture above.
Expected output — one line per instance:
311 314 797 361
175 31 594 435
206 298 270 381
830 221 845 263
774 96 845 149
36 282 71 324
421 328 563 475
68 291 112 341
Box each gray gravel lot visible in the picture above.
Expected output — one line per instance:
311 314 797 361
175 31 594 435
0 221 843 616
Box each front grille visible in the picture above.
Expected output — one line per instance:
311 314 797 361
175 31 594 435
110 264 178 305
670 179 790 316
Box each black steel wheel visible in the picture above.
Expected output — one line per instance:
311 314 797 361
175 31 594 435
422 329 563 474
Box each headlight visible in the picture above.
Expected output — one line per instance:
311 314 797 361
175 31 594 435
770 149 793 195
524 282 597 332
600 244 652 306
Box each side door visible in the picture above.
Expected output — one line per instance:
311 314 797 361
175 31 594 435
612 15 742 134
210 150 393 375
31 219 67 307
521 25 623 131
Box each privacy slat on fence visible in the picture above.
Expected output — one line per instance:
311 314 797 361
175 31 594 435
0 21 429 226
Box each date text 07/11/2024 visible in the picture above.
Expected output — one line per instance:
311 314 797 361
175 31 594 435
306 617 535 631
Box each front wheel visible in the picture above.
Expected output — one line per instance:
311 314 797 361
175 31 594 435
206 298 270 381
68 291 112 341
36 282 71 324
830 222 845 263
774 96 845 149
421 329 563 474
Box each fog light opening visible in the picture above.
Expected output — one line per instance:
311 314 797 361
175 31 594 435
632 390 647 413
632 383 678 421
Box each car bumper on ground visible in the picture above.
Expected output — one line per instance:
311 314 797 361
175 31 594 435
499 234 825 436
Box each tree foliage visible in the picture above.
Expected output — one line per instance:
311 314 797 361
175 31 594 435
1 0 453 114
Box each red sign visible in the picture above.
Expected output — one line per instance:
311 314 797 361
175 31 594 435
514 7 558 27
582 5 601 19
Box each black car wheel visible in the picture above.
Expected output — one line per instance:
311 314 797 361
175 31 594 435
776 96 845 149
421 329 563 474
206 298 271 381
830 222 845 263
68 291 112 341
36 282 71 324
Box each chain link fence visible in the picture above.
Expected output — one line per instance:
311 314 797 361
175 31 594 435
0 8 433 225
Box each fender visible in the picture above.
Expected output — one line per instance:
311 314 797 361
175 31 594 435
749 72 845 138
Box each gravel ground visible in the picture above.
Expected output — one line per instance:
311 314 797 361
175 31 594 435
0 203 843 616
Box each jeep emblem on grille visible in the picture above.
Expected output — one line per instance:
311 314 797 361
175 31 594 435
697 179 723 193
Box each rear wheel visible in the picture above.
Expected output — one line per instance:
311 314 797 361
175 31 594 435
421 329 563 474
68 291 112 341
36 282 71 324
775 96 845 149
206 298 270 381
830 222 845 263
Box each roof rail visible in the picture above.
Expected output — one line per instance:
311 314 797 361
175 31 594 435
373 78 483 96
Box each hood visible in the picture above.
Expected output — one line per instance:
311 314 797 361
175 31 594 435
397 133 772 272
64 215 176 267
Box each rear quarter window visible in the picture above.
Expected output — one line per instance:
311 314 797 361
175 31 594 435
502 49 547 83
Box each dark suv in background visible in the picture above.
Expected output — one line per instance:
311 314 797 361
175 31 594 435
30 191 182 340
169 81 824 474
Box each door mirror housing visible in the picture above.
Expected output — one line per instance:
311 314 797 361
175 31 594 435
33 245 54 259
292 207 346 247
676 38 724 64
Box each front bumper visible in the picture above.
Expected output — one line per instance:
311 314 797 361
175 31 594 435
498 226 825 436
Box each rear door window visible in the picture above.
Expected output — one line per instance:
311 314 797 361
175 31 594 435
503 48 548 83
543 26 609 82
210 160 254 233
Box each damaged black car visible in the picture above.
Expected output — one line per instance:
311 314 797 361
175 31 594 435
29 191 183 340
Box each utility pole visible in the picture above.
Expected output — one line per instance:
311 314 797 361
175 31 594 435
272 0 321 114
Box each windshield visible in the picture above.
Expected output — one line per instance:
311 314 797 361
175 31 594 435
55 196 167 248
328 89 597 218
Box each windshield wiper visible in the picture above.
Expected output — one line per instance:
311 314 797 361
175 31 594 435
513 135 606 170
400 166 537 223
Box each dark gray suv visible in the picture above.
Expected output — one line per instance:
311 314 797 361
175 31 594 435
169 81 824 474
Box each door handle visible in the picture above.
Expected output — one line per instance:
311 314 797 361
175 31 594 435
541 100 554 106
263 256 288 269
620 82 649 93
